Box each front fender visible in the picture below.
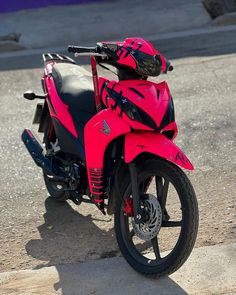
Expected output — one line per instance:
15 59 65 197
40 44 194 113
124 132 194 170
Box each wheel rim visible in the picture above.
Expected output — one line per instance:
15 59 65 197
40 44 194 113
120 170 185 266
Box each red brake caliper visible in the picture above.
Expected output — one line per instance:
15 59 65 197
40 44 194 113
123 197 134 217
123 177 153 217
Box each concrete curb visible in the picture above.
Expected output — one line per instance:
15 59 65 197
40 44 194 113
211 11 236 26
0 24 236 60
0 243 235 295
0 41 25 53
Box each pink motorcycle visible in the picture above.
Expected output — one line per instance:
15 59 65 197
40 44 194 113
22 37 198 277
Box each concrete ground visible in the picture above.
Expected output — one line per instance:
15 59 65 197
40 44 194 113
0 243 235 294
0 5 236 294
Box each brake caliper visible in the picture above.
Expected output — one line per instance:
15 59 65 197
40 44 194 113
123 197 134 217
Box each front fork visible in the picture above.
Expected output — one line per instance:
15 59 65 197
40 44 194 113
128 162 170 224
128 162 147 224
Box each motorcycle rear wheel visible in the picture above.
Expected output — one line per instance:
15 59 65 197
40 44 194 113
114 157 198 277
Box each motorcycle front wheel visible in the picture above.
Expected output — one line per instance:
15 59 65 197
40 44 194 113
114 157 198 277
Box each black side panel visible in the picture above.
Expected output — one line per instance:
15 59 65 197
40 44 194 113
52 117 85 161
69 108 94 147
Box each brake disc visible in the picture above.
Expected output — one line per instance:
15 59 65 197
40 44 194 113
131 194 162 241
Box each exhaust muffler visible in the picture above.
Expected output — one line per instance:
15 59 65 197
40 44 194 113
21 129 59 177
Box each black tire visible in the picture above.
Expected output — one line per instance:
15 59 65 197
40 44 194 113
114 157 198 277
43 172 68 202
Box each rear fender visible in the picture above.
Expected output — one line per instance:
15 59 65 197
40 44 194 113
124 132 194 170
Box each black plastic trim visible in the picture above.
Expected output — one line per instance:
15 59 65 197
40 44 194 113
106 86 157 130
52 117 85 161
38 102 51 133
128 87 144 98
159 96 175 130
33 103 44 124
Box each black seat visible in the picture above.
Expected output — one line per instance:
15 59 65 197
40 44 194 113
52 63 96 116
52 63 96 149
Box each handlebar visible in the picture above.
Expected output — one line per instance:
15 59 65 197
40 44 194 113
68 45 99 55
68 44 173 74
68 45 109 58
68 45 97 53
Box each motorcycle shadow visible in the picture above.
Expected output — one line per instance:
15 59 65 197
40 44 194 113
25 197 188 294
25 196 118 269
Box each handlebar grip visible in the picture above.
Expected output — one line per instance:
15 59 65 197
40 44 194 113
67 45 97 53
165 60 174 72
67 46 78 53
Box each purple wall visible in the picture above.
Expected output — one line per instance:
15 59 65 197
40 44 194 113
0 0 105 13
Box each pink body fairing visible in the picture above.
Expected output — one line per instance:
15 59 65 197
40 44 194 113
82 76 192 197
44 62 78 138
99 78 173 130
124 132 193 170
